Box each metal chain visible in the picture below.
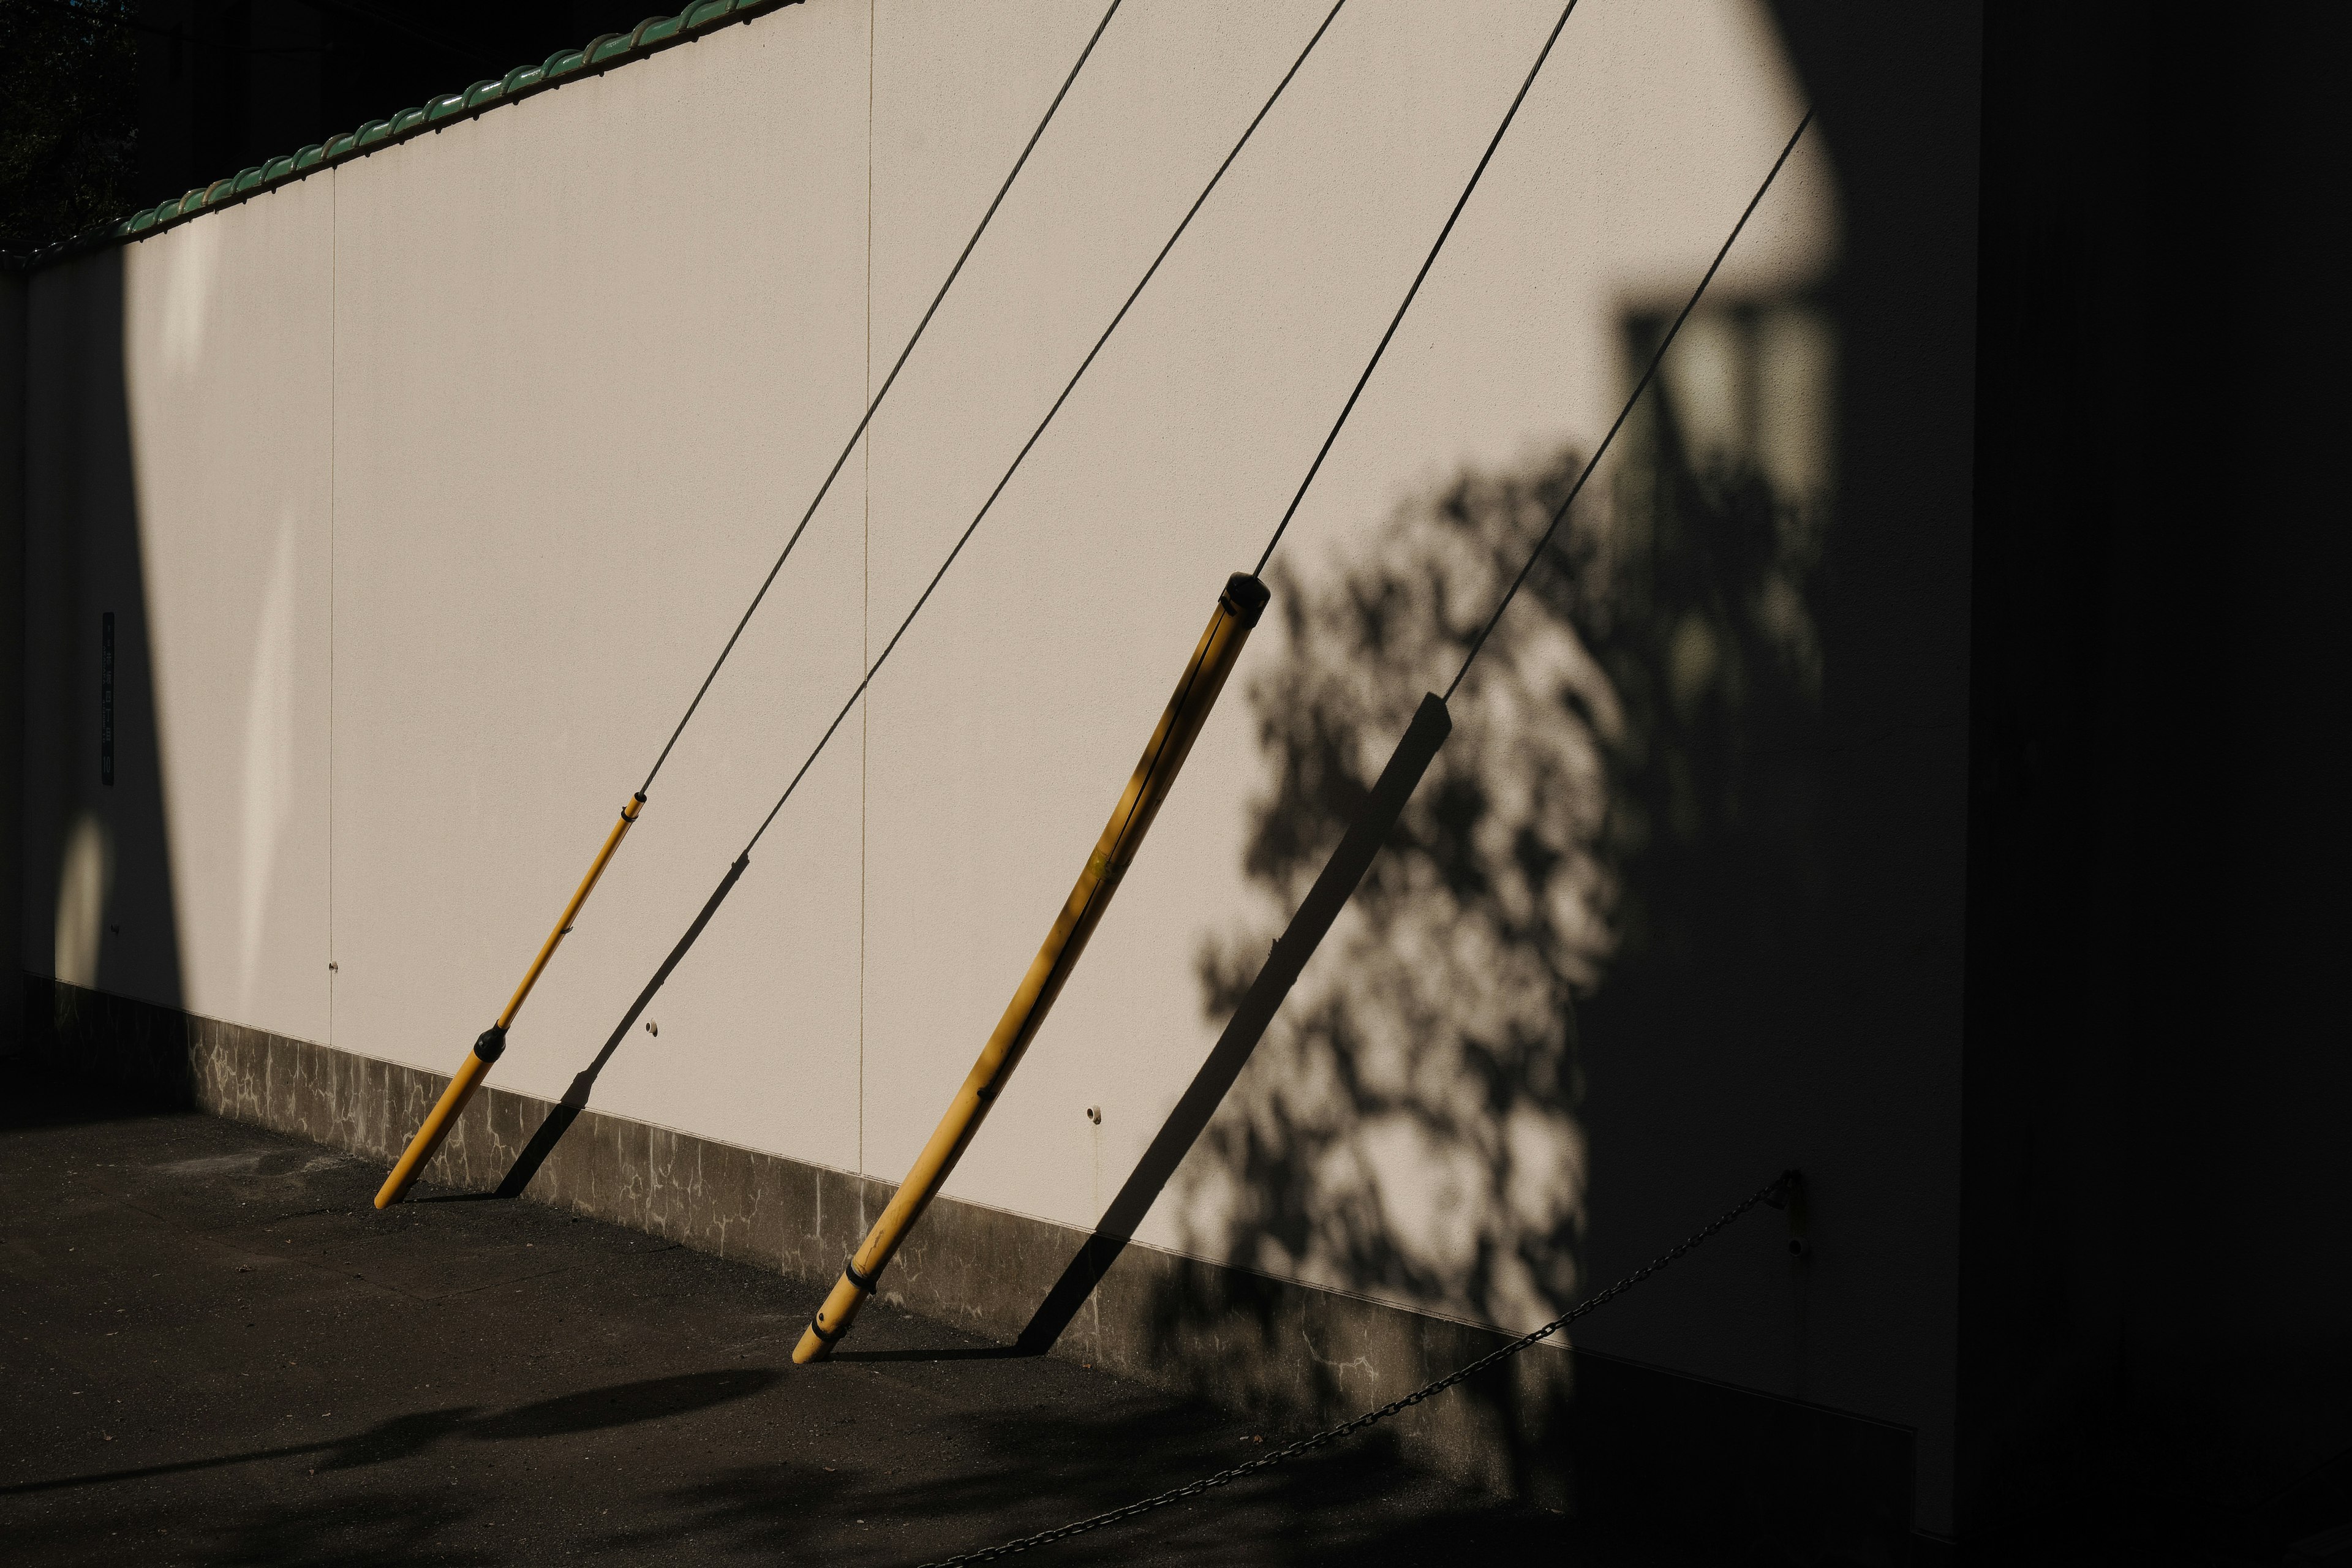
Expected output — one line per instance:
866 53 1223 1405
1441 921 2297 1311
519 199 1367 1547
914 1172 1793 1567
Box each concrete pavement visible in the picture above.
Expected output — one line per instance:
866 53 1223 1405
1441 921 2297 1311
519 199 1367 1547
1 1072 1708 1567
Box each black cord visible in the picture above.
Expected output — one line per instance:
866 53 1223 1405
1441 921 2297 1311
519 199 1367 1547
638 0 1128 796
1253 0 1582 578
1444 109 1813 703
737 0 1353 859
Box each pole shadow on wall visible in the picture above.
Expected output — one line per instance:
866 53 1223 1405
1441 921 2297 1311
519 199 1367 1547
18 246 189 1099
1019 295 1830 1523
1013 288 1831 1358
477 314 1836 1542
486 854 748 1199
1015 694 1454 1353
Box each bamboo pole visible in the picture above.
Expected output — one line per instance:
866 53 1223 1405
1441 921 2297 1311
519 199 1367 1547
374 794 644 1208
794 573 1268 1362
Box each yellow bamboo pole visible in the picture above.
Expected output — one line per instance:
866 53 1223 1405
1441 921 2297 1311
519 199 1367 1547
374 793 645 1209
795 573 1269 1363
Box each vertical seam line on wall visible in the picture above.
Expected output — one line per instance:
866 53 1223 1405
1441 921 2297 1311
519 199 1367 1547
326 169 337 1047
859 0 875 1183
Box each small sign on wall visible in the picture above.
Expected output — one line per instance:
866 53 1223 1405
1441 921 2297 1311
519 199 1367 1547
101 611 114 786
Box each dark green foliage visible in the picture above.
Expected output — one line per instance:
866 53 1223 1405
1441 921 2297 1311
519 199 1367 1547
0 0 138 255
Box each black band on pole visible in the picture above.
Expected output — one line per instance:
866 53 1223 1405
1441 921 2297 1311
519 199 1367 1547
472 1025 508 1065
844 1259 880 1291
1219 573 1271 628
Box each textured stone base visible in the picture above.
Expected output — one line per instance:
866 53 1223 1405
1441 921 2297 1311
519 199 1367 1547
23 975 1918 1558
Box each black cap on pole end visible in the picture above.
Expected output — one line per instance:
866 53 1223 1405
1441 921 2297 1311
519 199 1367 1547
473 1024 508 1064
1221 573 1271 628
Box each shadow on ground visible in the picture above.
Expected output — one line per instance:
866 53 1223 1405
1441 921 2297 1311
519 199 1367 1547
1 1072 1745 1567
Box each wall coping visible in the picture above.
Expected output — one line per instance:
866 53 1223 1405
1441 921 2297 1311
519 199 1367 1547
0 0 805 276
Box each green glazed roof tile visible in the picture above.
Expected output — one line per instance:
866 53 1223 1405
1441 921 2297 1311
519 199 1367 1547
13 0 796 266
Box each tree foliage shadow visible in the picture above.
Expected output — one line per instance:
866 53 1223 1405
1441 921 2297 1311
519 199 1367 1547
1161 300 1831 1510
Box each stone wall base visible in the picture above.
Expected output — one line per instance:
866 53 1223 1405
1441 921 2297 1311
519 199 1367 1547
23 974 1920 1560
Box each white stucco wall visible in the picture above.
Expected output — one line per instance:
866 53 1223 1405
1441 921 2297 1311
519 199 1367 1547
133 181 338 1052
18 0 1975 1531
324 0 874 1172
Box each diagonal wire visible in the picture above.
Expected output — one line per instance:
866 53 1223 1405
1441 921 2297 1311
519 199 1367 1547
1444 108 1813 701
737 0 1353 858
638 0 1127 794
1253 0 1583 577
914 1173 1793 1566
910 105 1820 1568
